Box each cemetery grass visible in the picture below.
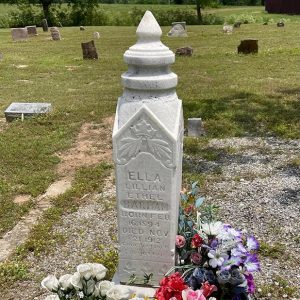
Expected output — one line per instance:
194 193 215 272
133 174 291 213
0 22 299 236
0 23 299 298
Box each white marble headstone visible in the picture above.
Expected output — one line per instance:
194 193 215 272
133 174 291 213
113 11 183 286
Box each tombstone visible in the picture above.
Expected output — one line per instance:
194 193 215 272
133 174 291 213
26 25 38 36
277 21 284 27
167 23 187 37
223 24 233 34
113 10 183 288
238 39 258 54
4 103 52 122
188 118 205 137
80 26 85 31
172 21 186 30
93 32 100 39
42 19 48 32
11 28 28 41
81 40 98 60
176 46 193 56
263 22 268 25
234 21 242 28
50 27 61 41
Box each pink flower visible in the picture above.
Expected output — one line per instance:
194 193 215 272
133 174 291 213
182 289 206 300
190 252 202 265
176 235 186 248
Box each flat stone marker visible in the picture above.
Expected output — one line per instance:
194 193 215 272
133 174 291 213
93 31 100 39
81 40 98 59
50 27 61 41
188 118 205 137
172 21 186 29
223 24 233 33
238 39 258 54
11 28 28 41
168 23 187 37
42 19 48 32
176 46 193 56
277 21 284 27
113 11 183 286
26 25 38 36
234 21 242 28
4 103 52 122
80 26 85 31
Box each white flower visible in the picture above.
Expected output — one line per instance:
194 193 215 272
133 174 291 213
201 222 222 236
208 249 229 268
77 263 94 280
78 291 84 299
59 274 73 291
130 298 146 300
71 272 83 290
92 263 107 281
44 295 60 300
97 280 115 297
93 284 100 297
106 285 131 300
41 275 59 292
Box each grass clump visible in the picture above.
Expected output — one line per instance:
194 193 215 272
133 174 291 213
259 241 286 259
0 261 28 286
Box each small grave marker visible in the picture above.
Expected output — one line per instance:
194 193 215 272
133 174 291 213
50 27 61 41
42 19 48 32
176 46 193 56
4 103 52 122
223 24 233 33
277 21 285 27
81 40 98 60
238 39 258 54
11 28 28 41
168 23 187 37
26 25 38 36
188 118 205 137
93 32 100 39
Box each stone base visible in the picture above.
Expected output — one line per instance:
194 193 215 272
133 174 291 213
113 273 157 298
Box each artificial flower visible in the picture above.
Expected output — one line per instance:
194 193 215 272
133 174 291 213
244 254 260 272
201 222 222 236
58 274 73 291
221 256 242 271
176 235 186 248
191 234 203 248
41 275 59 292
92 263 108 280
217 269 231 284
71 272 83 290
182 288 206 300
190 252 202 265
244 273 256 294
44 295 59 300
204 270 216 284
98 280 115 297
207 249 228 268
77 263 94 280
201 282 217 297
231 243 248 258
246 235 259 251
229 268 245 286
106 285 131 300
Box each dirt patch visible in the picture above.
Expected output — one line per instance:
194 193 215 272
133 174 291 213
57 116 114 176
13 195 31 205
0 118 8 133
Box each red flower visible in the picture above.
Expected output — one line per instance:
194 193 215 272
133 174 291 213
191 234 203 248
201 281 217 297
190 252 202 265
155 273 187 300
184 205 194 214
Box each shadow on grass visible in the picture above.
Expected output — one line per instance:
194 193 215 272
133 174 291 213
184 91 300 138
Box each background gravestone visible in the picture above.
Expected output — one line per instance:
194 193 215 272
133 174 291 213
188 118 205 137
168 23 187 37
11 28 28 41
172 21 186 29
81 40 98 60
113 11 183 286
4 103 52 122
238 39 258 54
26 25 38 36
42 19 48 32
50 27 61 41
176 46 193 56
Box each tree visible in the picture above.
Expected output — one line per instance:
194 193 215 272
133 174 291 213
195 0 213 24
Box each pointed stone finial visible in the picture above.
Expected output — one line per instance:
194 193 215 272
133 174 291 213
136 11 162 40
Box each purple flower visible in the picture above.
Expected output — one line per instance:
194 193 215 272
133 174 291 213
210 239 218 249
221 256 242 271
244 254 260 272
246 235 259 251
231 243 247 257
244 273 256 294
192 267 205 283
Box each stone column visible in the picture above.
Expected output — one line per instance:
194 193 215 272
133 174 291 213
113 11 183 285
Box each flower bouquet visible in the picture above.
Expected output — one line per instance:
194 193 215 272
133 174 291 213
155 182 260 300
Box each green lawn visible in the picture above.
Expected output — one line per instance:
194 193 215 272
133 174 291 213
0 20 299 236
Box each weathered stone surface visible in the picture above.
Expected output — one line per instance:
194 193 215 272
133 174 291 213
172 21 186 29
223 24 233 33
11 28 28 41
4 102 52 122
234 21 242 28
80 26 85 31
50 27 61 40
81 40 98 60
188 118 205 137
113 11 183 285
93 31 100 39
167 23 187 37
176 46 193 56
26 25 38 36
42 19 48 32
238 39 258 54
277 21 285 27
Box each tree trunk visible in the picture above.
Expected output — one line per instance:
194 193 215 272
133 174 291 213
42 2 52 26
196 0 202 24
